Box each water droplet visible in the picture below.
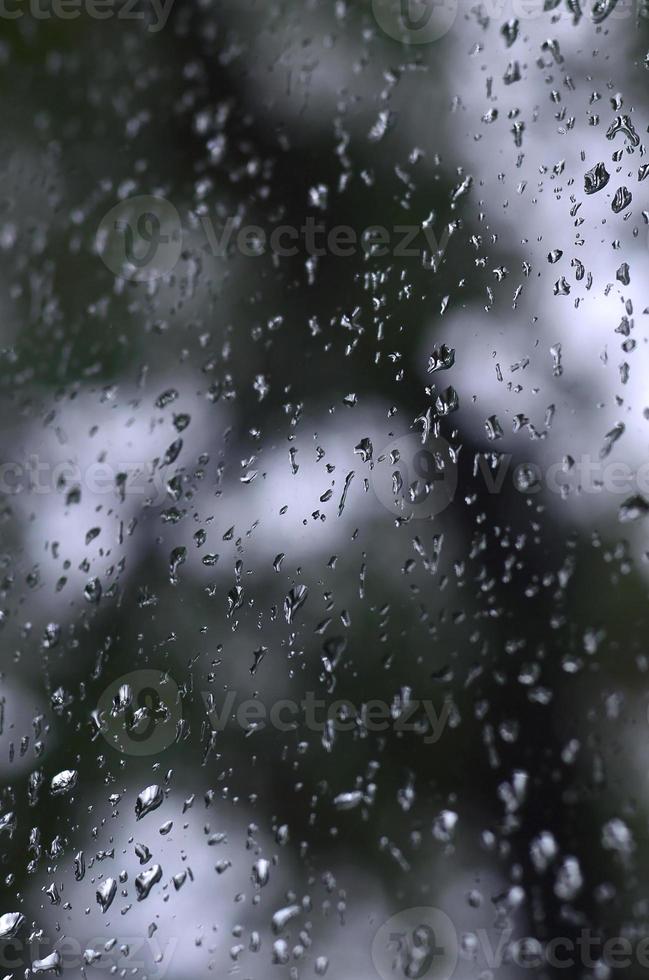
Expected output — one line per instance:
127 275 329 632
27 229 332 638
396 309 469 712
135 784 164 820
0 912 24 940
135 864 162 901
96 877 117 913
584 162 610 194
50 769 77 796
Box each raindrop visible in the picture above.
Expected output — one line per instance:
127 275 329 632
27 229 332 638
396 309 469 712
135 785 164 820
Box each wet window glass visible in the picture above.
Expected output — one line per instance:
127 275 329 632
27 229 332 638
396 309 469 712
1 2 647 978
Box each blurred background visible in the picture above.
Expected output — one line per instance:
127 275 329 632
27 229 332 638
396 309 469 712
1 0 649 977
